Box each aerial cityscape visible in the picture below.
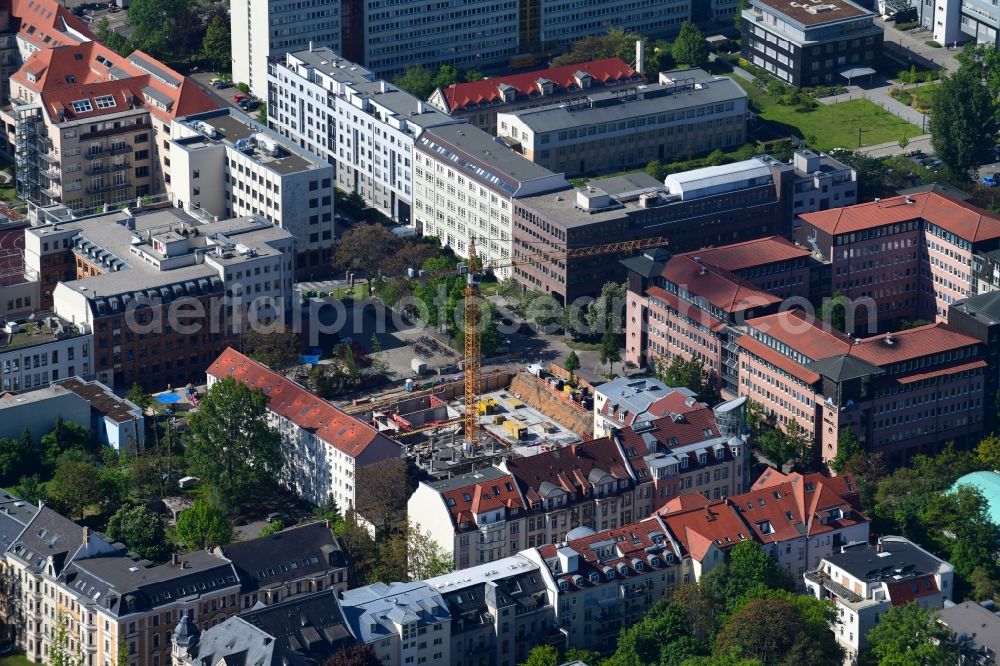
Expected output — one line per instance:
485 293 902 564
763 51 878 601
0 0 999 664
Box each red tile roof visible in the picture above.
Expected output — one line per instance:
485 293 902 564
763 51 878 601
206 348 401 459
676 236 810 272
437 473 525 532
614 406 726 480
745 310 855 361
896 359 987 384
886 574 940 605
437 58 642 113
657 469 867 561
737 334 821 384
12 42 217 124
9 0 94 48
800 193 1000 243
849 323 981 367
504 439 632 506
659 255 782 314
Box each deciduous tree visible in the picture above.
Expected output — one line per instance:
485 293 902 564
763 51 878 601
355 458 412 534
930 66 997 178
393 65 436 99
0 428 37 486
332 224 404 294
106 505 169 561
175 499 233 548
976 433 1000 472
323 644 382 666
201 16 231 70
241 328 303 371
48 461 101 520
258 519 285 537
184 376 281 510
866 603 957 666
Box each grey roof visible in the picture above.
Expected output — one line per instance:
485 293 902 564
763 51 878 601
585 172 664 197
64 550 240 617
283 47 375 85
129 53 182 87
141 85 174 107
427 556 549 635
504 77 746 133
598 377 694 419
425 466 510 493
217 521 346 595
620 248 671 278
806 354 884 382
938 601 1000 660
8 505 86 574
897 182 973 201
185 590 354 666
824 537 946 582
0 489 37 553
954 291 1000 325
348 81 456 131
417 124 564 195
340 582 450 644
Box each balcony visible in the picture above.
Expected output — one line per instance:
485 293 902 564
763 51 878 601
80 121 149 141
39 151 59 164
85 150 105 160
110 143 132 155
43 167 60 181
41 185 61 199
86 183 114 195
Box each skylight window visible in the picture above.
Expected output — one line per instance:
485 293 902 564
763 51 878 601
71 99 93 113
95 95 117 109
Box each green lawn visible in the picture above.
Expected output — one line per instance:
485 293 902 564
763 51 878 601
0 654 35 666
332 283 371 300
737 79 922 151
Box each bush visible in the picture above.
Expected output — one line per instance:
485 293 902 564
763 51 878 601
893 20 919 30
925 39 942 48
237 82 250 94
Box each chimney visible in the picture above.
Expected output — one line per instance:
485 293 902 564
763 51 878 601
82 526 89 545
416 101 425 114
308 41 313 52
635 40 644 76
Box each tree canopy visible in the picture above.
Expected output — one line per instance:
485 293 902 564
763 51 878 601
241 328 304 371
672 23 709 68
866 603 957 666
184 376 281 510
106 505 169 561
930 65 997 178
175 499 233 548
655 354 716 403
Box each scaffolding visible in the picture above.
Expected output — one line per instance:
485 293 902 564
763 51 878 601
14 103 47 206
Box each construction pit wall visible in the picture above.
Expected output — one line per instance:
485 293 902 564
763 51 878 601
474 388 582 456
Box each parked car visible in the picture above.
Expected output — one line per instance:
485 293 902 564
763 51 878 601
214 80 233 89
240 99 260 111
266 512 286 523
983 174 999 187
234 93 249 102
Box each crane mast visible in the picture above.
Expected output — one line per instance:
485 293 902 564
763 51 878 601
463 239 481 450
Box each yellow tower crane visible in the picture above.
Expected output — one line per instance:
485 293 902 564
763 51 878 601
459 236 669 450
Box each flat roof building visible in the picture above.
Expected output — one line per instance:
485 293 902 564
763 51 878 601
0 312 93 394
741 0 883 87
496 70 747 177
170 108 336 276
413 124 569 276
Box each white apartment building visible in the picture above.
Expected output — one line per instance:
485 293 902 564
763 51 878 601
230 0 342 98
267 46 458 225
206 348 405 511
339 582 453 666
413 124 569 275
538 0 690 48
266 47 376 167
804 536 954 663
170 108 336 276
0 313 93 394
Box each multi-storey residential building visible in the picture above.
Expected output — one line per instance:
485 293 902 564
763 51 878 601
213 521 349 611
410 400 749 571
593 376 701 437
428 58 643 135
763 148 858 214
29 203 294 390
659 468 869 582
339 582 452 666
523 517 685 652
267 47 459 226
3 39 216 212
171 590 356 666
908 0 963 48
0 493 353 666
0 312 92 393
169 108 336 275
230 0 342 97
496 69 747 178
741 0 883 87
512 167 792 304
735 309 987 464
798 192 1000 328
413 124 569 274
206 348 405 511
408 467 527 570
426 556 563 666
960 0 1000 47
623 236 814 392
337 0 519 79
266 47 374 167
804 536 954 663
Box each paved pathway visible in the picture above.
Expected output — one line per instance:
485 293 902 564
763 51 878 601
877 18 963 73
818 82 930 128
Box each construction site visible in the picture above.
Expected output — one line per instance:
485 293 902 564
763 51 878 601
348 365 596 478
